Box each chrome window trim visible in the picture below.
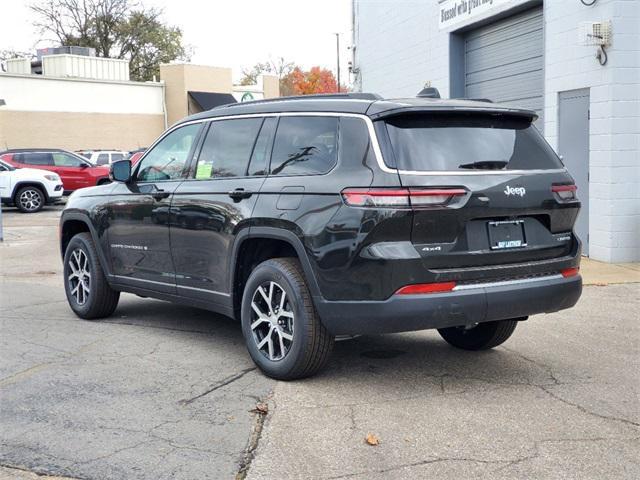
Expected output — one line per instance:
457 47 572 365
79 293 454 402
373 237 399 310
142 112 567 178
452 274 564 291
393 168 568 176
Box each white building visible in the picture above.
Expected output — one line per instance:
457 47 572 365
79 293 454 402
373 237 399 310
0 52 279 153
352 0 639 263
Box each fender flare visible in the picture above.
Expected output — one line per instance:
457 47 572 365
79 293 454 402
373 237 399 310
12 181 50 202
229 226 323 302
60 211 112 278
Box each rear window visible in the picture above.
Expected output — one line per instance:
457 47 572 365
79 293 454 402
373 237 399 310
270 117 338 176
96 153 109 165
384 114 563 171
15 152 54 166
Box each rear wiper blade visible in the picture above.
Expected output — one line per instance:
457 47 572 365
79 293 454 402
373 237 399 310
458 160 508 170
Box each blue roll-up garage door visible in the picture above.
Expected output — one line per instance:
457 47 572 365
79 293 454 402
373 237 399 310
464 7 544 129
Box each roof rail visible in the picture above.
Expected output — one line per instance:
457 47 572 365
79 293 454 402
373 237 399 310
215 92 383 109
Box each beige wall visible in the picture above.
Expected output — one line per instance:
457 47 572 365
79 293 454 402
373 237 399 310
262 75 280 98
160 64 233 126
0 110 164 151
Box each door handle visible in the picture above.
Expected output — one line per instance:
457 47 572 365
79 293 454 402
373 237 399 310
228 188 253 202
152 189 170 200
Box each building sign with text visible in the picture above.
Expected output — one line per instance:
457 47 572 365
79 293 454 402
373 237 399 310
439 0 513 30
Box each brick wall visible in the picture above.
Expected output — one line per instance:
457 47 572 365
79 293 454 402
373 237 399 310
543 0 639 262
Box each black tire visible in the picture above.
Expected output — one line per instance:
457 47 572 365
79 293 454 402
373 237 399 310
438 319 519 351
241 258 334 380
15 185 45 213
63 232 120 319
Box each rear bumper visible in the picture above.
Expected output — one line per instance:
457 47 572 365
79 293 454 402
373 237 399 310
315 274 582 335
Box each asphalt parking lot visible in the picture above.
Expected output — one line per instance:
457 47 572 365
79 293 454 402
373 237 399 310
1 205 639 479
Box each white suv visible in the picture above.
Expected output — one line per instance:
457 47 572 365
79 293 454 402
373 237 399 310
0 160 64 213
78 150 129 166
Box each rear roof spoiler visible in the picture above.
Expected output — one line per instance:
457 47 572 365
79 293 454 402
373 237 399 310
368 105 538 122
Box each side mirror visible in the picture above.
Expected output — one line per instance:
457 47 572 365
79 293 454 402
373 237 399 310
79 163 89 168
110 159 132 183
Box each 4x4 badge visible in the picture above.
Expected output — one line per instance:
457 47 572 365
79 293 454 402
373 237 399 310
504 185 526 197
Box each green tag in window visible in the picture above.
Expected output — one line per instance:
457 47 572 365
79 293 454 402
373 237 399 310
196 162 212 179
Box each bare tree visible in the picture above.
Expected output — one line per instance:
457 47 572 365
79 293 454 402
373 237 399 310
239 57 296 86
29 0 191 80
0 49 35 72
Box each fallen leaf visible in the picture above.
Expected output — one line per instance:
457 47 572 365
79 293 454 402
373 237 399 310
251 402 268 415
365 433 379 446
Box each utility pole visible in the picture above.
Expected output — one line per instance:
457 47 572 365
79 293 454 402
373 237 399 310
335 33 341 93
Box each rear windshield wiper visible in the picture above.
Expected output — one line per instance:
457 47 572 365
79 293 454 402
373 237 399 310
458 160 509 170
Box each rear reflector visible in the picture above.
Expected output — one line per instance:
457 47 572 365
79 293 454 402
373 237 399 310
552 184 577 200
395 281 457 295
342 188 466 208
561 267 580 278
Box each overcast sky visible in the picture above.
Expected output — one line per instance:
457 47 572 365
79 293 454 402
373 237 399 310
0 0 352 83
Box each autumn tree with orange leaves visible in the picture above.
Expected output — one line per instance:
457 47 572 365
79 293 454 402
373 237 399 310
279 66 349 95
240 60 346 96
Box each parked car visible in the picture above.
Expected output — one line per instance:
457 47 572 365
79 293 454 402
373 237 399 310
77 150 130 166
0 159 63 212
59 92 582 380
128 148 147 166
0 149 110 193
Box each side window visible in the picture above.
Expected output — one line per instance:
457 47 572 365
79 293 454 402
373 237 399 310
53 153 85 167
20 152 54 166
270 117 339 176
111 153 125 162
137 124 200 182
247 117 277 176
96 153 110 165
195 118 263 179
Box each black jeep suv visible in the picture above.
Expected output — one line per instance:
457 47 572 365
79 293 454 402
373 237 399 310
60 93 582 379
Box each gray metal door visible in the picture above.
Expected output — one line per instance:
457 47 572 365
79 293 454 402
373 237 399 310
559 89 590 256
464 7 544 129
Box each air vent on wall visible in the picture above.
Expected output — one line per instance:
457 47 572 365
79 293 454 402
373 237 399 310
579 21 612 46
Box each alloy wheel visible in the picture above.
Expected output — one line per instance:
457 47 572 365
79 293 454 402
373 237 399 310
19 189 42 212
250 281 294 361
68 249 91 305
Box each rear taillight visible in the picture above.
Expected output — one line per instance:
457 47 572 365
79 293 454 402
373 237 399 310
552 184 577 200
561 267 580 278
395 281 457 295
341 188 466 208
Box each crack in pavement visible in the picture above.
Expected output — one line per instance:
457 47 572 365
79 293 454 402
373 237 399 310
0 463 83 479
492 435 640 473
236 393 273 480
536 384 640 428
326 456 516 479
0 338 105 387
179 367 257 405
326 435 640 479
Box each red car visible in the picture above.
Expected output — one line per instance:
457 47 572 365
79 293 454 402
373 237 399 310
0 149 111 193
128 148 147 166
